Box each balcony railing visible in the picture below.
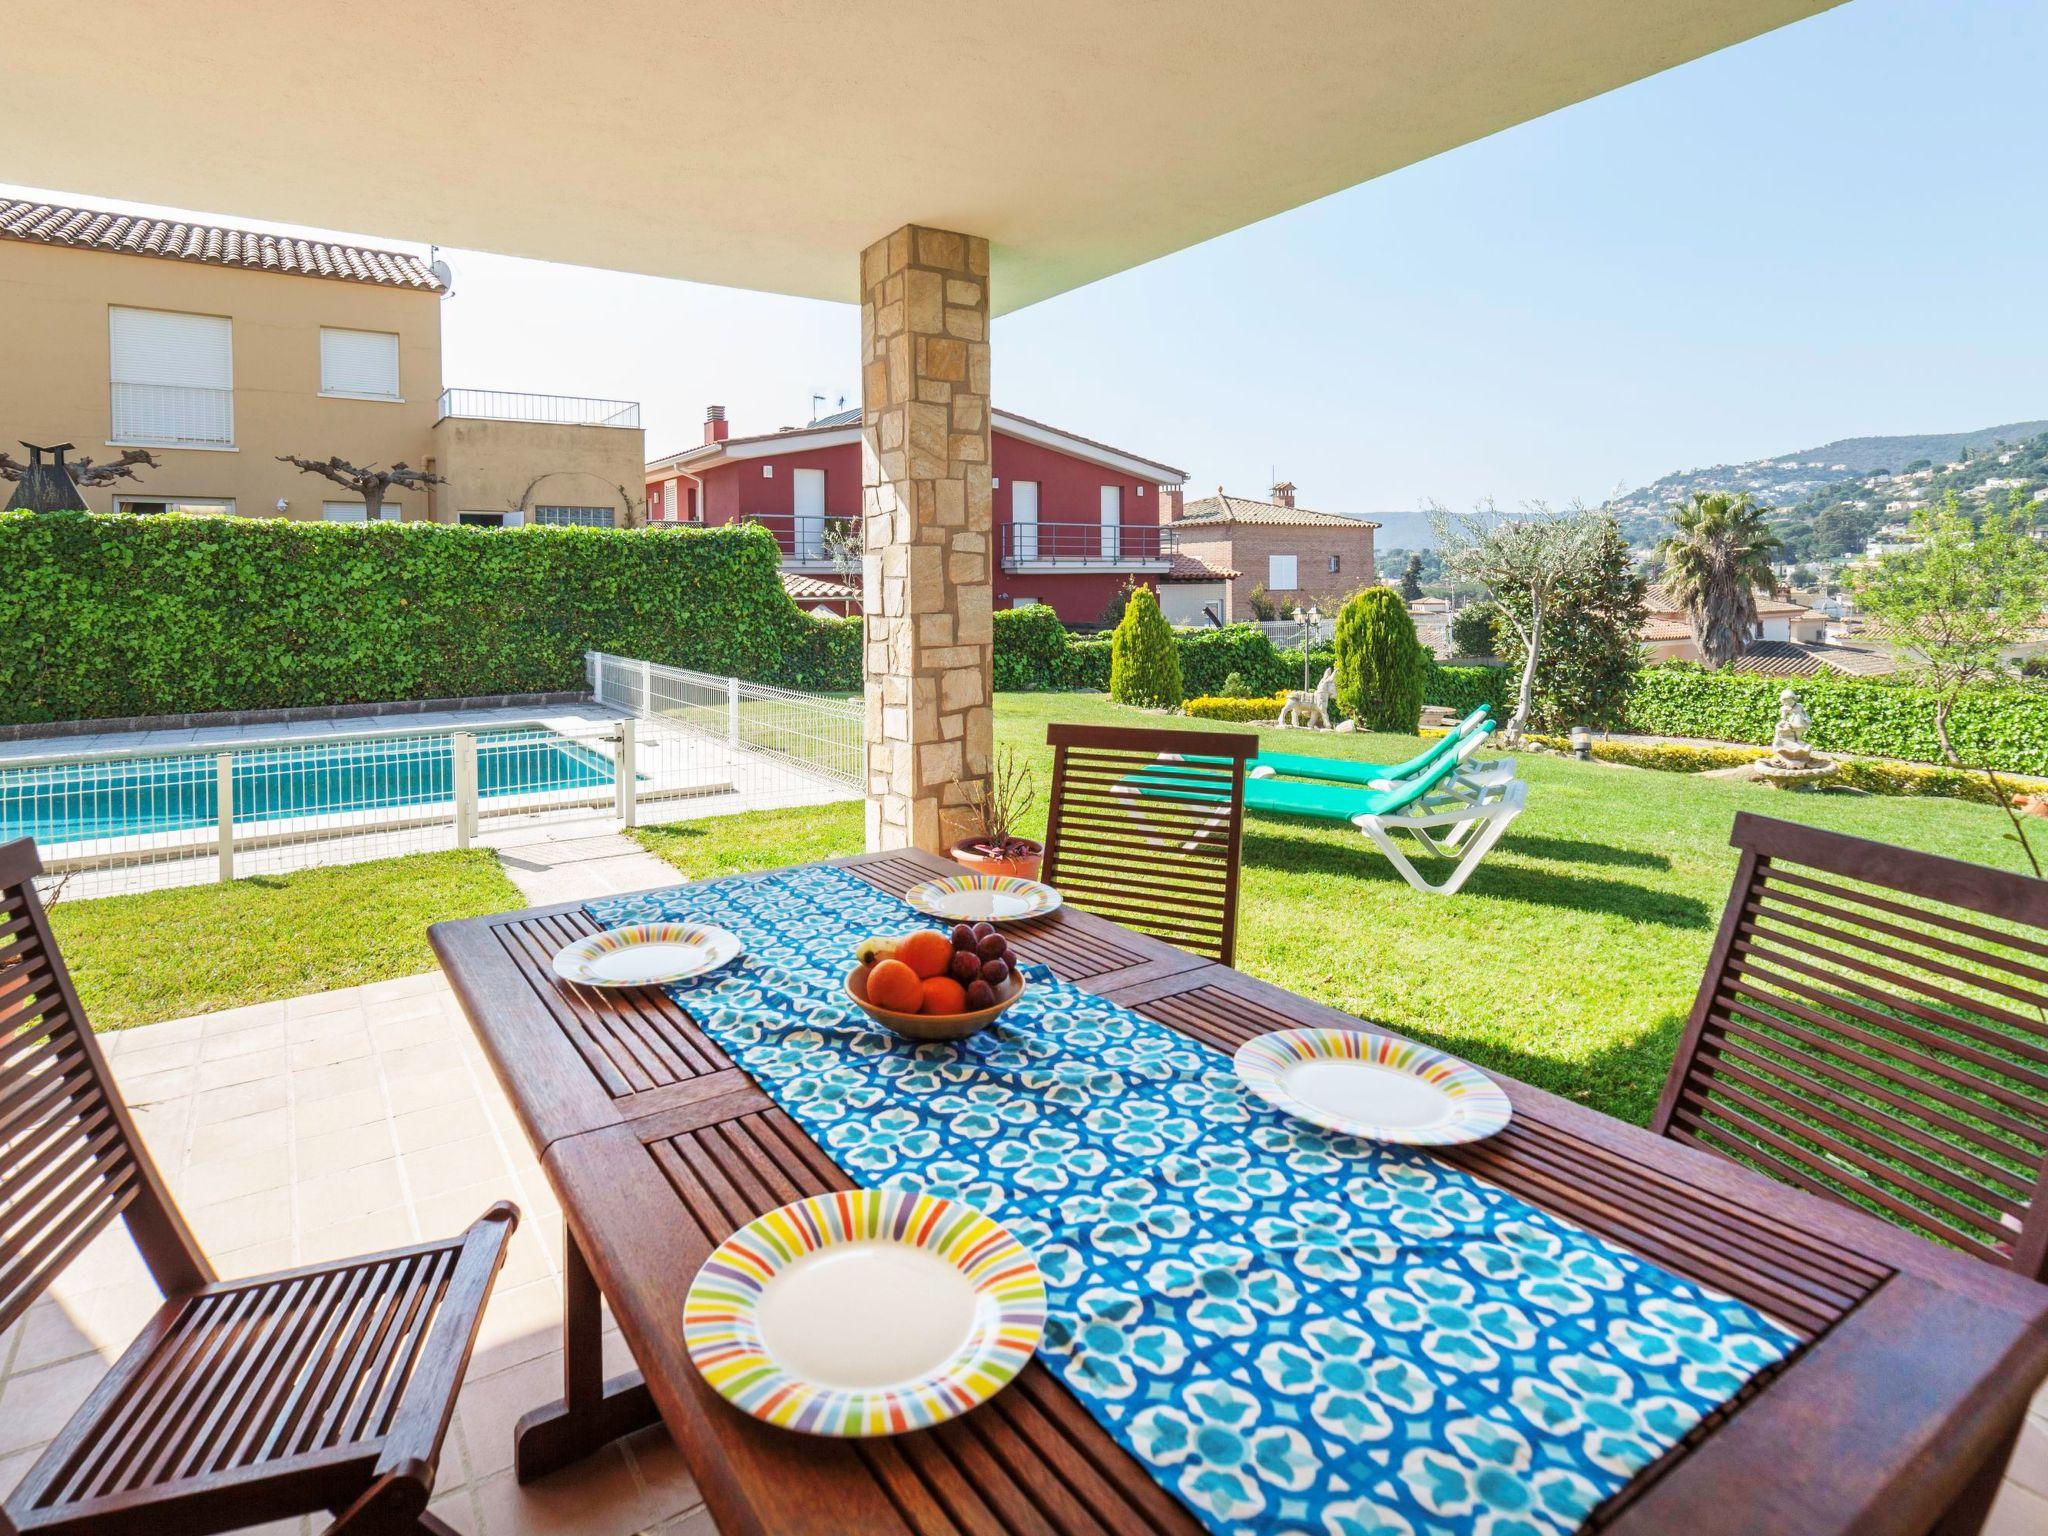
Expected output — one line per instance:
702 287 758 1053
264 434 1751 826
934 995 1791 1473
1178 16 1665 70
109 382 234 449
1001 520 1177 567
436 388 642 429
735 511 864 566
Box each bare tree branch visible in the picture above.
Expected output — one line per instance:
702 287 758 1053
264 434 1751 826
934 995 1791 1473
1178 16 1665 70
277 454 447 518
72 449 160 487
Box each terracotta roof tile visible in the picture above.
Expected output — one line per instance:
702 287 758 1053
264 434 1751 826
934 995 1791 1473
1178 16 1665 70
1160 550 1238 582
0 198 444 292
1174 492 1380 529
780 570 860 603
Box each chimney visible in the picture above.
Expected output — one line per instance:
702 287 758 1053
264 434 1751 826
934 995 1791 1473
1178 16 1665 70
1161 485 1183 522
1270 480 1296 508
703 404 729 445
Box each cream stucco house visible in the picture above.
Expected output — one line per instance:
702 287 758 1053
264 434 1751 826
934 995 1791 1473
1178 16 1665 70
0 199 644 527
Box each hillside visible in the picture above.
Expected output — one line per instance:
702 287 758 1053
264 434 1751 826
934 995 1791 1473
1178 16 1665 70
1604 419 2048 547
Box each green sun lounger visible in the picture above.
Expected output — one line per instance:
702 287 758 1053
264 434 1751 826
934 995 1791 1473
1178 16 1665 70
1239 729 1526 895
1248 706 1490 787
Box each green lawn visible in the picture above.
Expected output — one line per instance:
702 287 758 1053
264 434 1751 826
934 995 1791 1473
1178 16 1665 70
53 850 525 1031
639 692 2032 1126
50 691 2027 1128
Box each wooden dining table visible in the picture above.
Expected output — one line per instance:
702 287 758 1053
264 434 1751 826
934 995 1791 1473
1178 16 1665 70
429 847 2048 1536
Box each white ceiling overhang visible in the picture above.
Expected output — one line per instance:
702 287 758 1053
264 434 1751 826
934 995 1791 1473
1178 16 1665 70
6 0 1837 314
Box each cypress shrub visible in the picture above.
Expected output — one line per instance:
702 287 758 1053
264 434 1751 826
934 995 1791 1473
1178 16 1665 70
1332 587 1427 731
1108 586 1183 708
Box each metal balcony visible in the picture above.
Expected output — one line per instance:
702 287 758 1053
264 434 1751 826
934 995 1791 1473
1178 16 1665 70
436 389 642 428
1000 520 1177 570
734 512 864 567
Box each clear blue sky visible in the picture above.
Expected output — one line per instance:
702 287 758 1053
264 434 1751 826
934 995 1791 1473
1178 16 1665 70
6 0 2040 514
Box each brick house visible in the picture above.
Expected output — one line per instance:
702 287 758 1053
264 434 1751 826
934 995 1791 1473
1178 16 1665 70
647 404 1186 627
1167 483 1378 620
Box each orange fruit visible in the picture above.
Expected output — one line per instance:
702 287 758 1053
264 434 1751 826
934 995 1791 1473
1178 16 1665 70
919 976 968 1016
896 930 955 981
867 958 924 1013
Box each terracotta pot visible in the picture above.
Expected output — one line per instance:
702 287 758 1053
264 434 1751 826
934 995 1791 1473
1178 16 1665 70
948 837 1045 881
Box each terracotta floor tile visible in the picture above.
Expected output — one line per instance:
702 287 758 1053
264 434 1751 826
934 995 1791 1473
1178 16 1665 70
288 1029 375 1072
1986 1480 2048 1536
387 1065 478 1115
457 1351 563 1480
395 1097 495 1155
0 1355 106 1456
297 1207 420 1263
467 1276 567 1381
404 1133 512 1198
198 1019 286 1060
187 1185 294 1254
297 1158 407 1224
187 1104 290 1162
177 1149 294 1209
296 1118 399 1173
417 1181 532 1249
194 1044 289 1091
291 1055 383 1102
293 1084 389 1137
467 1447 662 1536
622 1423 701 1519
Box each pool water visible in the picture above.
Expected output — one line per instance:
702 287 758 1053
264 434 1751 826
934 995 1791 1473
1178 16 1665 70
0 728 616 846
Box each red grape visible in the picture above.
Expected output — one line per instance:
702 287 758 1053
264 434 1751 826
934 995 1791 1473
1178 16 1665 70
948 949 981 985
964 979 996 1010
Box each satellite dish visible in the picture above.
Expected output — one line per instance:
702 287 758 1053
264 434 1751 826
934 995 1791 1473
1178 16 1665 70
429 256 456 297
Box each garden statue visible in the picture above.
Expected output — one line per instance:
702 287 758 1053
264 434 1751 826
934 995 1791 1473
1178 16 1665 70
1278 667 1336 730
1751 687 1839 788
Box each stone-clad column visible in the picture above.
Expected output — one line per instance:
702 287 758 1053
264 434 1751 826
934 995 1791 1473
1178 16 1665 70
860 225 993 853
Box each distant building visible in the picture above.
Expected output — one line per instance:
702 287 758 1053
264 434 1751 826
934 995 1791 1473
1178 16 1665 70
646 404 1185 625
1639 582 1829 662
1167 483 1379 623
0 196 643 526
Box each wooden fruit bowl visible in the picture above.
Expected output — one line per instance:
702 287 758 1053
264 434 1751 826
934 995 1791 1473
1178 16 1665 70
845 963 1027 1042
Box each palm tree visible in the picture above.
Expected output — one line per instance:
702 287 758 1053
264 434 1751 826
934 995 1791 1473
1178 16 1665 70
1660 491 1782 668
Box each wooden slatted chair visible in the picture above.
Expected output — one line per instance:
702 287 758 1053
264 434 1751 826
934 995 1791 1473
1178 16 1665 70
1654 812 2048 1279
1042 722 1254 965
0 837 517 1536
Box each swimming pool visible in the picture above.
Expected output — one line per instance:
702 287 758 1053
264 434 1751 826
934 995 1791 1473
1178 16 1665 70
0 727 616 847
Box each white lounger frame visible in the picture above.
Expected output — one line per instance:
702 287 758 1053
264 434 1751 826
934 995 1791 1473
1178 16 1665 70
1353 777 1529 896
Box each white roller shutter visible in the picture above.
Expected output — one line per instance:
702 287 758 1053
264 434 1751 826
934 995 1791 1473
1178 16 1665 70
109 307 234 446
320 328 401 398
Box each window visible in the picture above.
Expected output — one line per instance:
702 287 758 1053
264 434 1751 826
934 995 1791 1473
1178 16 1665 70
319 328 401 399
109 307 234 447
459 511 509 528
1100 486 1121 559
534 505 615 528
1268 554 1299 591
1328 554 1341 574
114 496 235 517
322 500 402 522
1011 597 1040 608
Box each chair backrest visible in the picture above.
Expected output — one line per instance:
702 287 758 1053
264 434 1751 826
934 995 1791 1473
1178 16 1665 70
1654 812 2048 1278
0 838 207 1331
1042 723 1255 966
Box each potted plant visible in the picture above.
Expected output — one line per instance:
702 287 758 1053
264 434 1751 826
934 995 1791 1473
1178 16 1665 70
949 748 1043 879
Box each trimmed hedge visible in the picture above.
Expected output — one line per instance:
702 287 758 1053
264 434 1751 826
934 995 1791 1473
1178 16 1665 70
0 511 849 723
990 605 1073 691
1185 693 1287 722
1507 733 2048 807
1425 663 1512 718
1622 665 2048 776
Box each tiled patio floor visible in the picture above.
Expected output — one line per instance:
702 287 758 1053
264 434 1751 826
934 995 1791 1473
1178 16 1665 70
0 971 715 1536
6 968 2048 1534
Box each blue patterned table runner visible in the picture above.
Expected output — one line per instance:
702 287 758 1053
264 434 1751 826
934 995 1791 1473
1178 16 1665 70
589 865 1795 1536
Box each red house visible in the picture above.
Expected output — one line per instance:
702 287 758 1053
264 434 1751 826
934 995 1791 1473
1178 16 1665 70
646 405 1190 626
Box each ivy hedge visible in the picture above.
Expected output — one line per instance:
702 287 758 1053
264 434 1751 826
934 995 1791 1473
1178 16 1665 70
0 511 847 723
1622 665 2048 776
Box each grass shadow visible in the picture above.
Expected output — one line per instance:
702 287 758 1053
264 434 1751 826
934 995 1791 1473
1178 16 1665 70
1388 1004 1694 1128
1239 822 1712 929
1495 833 1672 871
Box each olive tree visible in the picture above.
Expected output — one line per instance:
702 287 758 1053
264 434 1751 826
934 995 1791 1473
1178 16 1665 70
1431 500 1610 744
1855 490 2048 874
